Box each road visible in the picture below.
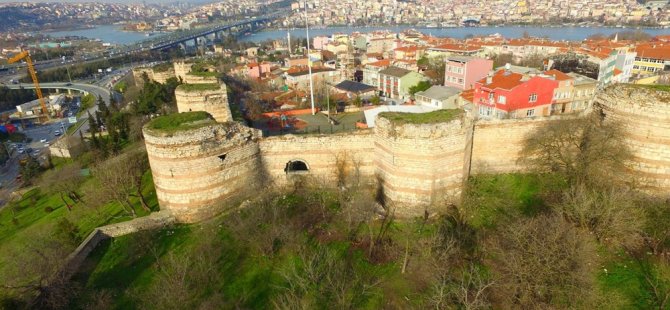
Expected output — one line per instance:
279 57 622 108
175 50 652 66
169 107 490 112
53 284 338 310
6 81 122 137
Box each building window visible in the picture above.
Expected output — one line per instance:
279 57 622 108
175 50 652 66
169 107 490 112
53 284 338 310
529 93 537 103
526 109 535 117
488 92 494 100
498 95 506 104
479 105 493 116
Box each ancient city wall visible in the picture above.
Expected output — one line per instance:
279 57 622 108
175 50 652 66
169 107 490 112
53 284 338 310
132 67 176 86
144 123 262 222
374 115 470 216
175 84 233 123
259 130 376 184
471 116 562 173
598 85 670 194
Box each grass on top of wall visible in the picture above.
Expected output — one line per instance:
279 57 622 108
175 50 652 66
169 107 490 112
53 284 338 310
178 83 220 92
379 109 463 125
152 62 173 73
146 111 216 133
187 71 219 78
632 84 670 92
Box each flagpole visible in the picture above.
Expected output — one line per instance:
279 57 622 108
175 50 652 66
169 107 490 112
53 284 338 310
304 1 316 115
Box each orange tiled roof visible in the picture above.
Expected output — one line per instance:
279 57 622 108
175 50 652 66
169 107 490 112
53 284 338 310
367 59 391 67
635 45 670 61
544 69 573 81
478 70 524 90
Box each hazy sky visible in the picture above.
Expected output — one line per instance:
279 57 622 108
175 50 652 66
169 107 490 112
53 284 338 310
0 0 213 4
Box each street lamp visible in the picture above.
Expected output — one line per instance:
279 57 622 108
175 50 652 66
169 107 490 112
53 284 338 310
304 1 316 115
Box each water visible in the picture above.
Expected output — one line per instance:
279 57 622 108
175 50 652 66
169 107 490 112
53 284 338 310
239 25 670 42
44 24 670 46
45 25 165 45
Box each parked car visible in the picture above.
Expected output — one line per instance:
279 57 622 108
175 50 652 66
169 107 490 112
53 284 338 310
40 138 47 143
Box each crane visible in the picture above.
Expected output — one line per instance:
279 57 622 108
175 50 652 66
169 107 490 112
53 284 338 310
8 50 49 117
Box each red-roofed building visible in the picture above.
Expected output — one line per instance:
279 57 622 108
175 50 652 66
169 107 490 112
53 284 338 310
633 44 670 76
544 69 574 114
473 69 558 119
362 59 392 88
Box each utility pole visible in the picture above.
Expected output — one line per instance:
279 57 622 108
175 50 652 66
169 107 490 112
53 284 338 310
304 1 316 115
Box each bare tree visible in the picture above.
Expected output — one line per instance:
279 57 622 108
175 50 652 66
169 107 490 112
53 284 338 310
521 113 631 188
88 148 152 217
485 214 597 309
1 228 78 309
38 162 84 210
558 185 645 250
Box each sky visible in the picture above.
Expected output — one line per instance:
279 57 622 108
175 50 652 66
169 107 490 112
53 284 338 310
0 0 214 4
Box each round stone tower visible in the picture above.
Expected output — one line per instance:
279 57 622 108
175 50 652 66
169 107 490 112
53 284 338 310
598 85 670 194
143 113 262 222
373 110 471 216
175 83 233 123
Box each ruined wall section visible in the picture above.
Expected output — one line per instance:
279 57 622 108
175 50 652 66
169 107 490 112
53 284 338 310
374 116 470 216
175 84 233 123
259 130 376 184
132 67 175 86
143 123 262 222
598 85 670 194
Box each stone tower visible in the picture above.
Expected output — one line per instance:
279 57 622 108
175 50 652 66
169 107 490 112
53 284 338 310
143 117 262 222
175 83 233 123
598 85 670 194
373 111 471 216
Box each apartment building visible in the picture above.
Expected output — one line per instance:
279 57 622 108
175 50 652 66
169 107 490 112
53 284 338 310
444 56 493 90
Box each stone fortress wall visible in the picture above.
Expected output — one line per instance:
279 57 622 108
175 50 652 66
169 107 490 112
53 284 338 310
144 123 263 222
175 84 233 123
597 85 670 193
140 68 670 222
374 115 471 216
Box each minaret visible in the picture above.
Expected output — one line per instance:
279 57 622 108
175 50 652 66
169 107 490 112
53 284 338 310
287 31 292 54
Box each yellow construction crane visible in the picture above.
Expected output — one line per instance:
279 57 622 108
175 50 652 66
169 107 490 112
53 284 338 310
8 50 49 117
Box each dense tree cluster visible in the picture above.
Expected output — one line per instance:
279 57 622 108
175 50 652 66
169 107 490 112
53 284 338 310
0 86 37 111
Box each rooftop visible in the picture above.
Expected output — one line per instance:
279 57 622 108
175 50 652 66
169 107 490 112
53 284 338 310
333 80 376 93
379 66 411 78
416 85 461 100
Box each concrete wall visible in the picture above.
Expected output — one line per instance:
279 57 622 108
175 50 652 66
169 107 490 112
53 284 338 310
143 123 262 222
598 85 670 194
374 115 470 216
132 67 176 86
175 84 233 123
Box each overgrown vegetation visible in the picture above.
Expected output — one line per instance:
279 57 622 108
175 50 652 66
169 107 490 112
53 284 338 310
178 83 220 92
380 109 463 125
146 111 215 133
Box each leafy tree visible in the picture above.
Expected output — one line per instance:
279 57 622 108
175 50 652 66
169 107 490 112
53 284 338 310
19 156 42 185
409 80 432 96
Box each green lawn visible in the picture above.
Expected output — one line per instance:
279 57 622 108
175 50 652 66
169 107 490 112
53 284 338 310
0 170 159 285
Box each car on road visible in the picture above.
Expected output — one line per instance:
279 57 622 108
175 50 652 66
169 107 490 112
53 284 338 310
65 83 72 86
54 131 62 136
17 148 24 154
40 138 47 143
44 142 50 147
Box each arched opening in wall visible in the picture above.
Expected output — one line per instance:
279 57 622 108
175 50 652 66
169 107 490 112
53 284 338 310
284 160 309 174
